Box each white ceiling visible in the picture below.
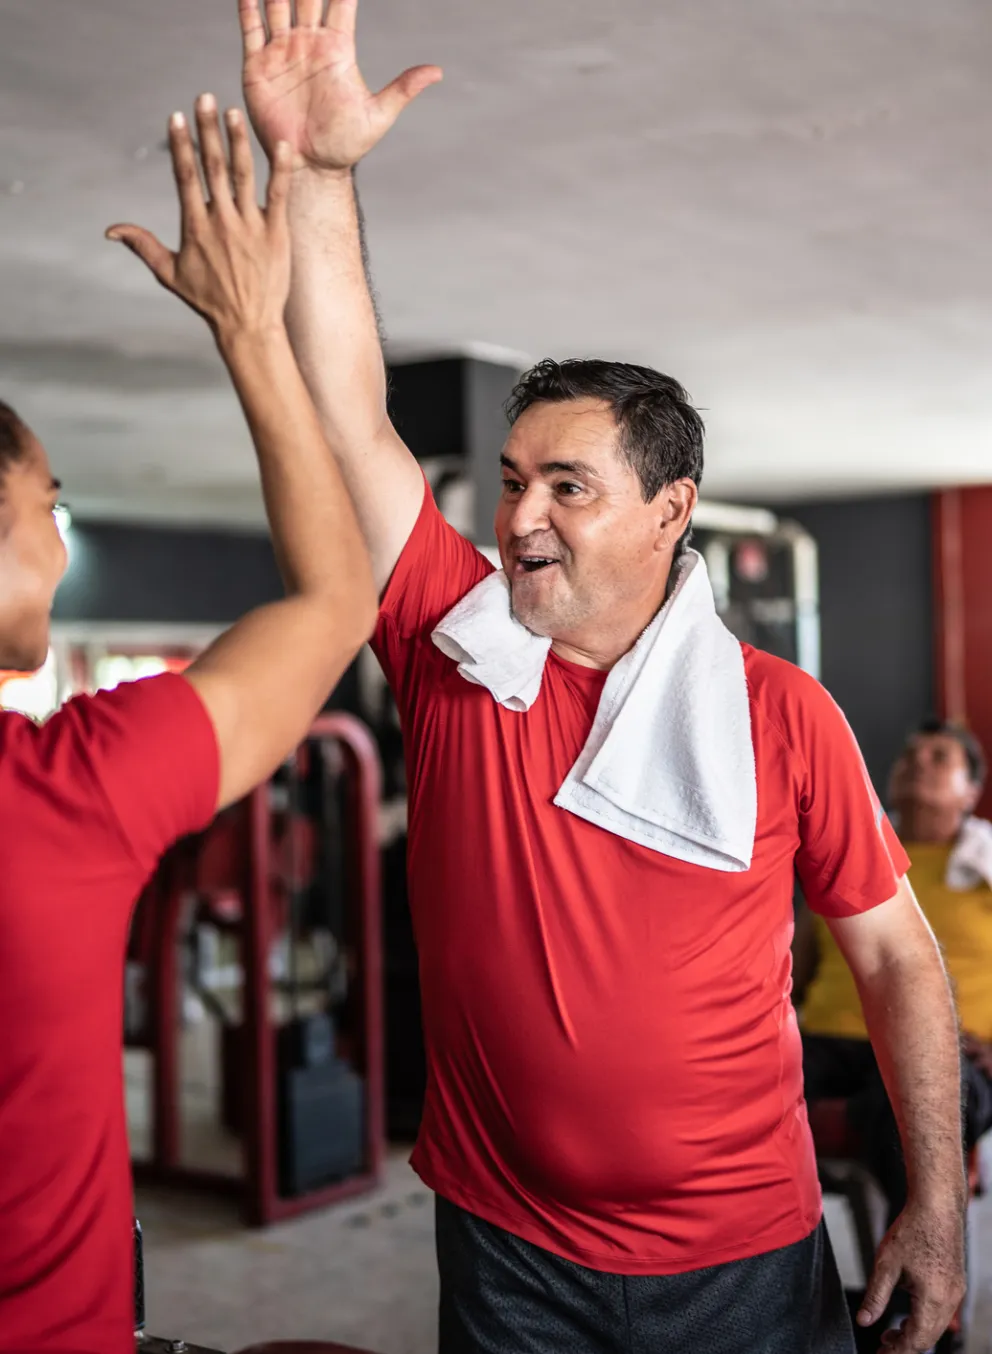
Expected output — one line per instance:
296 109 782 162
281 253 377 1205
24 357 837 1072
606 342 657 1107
2 0 991 526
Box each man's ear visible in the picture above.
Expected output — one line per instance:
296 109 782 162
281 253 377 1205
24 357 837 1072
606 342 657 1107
655 478 698 552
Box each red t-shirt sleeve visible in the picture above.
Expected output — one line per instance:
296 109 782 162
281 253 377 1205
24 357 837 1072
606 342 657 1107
30 672 219 874
372 480 493 711
783 668 910 917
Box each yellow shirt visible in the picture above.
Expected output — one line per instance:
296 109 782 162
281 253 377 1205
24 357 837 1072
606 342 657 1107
801 842 992 1042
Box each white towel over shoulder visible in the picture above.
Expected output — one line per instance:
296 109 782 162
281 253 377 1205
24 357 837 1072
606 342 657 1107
432 550 757 873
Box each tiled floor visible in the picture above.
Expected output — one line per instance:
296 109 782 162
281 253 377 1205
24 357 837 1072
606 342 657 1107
130 1021 992 1354
138 1153 437 1354
137 1152 992 1354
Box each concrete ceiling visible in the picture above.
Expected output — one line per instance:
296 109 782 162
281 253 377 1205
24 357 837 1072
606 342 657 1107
2 0 991 527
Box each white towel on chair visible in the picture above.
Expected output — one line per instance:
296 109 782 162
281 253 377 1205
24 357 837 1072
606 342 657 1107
946 816 992 890
432 549 757 872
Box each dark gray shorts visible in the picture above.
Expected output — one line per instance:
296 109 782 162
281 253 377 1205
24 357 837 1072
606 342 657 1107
435 1196 855 1354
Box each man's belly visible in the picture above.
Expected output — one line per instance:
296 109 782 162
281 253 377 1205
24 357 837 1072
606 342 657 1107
417 950 804 1209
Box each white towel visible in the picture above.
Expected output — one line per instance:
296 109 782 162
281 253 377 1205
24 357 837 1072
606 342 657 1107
432 550 757 872
946 816 992 891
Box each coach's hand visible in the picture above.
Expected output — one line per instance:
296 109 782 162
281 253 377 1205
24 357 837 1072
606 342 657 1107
106 95 291 344
858 1196 965 1352
240 0 442 174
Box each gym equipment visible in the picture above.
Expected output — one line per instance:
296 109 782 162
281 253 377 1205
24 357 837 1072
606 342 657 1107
128 713 384 1225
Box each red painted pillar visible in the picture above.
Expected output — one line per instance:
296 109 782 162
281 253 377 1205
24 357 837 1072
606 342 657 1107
933 486 992 819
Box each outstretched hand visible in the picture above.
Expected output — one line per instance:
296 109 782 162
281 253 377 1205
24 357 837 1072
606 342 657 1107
239 0 442 172
106 96 292 343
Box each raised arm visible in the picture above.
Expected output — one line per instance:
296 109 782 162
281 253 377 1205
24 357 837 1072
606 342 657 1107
108 96 377 809
240 0 442 590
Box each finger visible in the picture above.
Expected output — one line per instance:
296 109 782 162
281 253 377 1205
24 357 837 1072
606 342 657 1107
324 0 357 42
105 226 177 290
168 112 208 235
266 0 290 38
238 0 266 57
225 108 259 217
195 94 235 211
265 140 293 225
297 0 323 28
372 64 444 132
857 1254 900 1328
881 1312 940 1354
898 1299 954 1353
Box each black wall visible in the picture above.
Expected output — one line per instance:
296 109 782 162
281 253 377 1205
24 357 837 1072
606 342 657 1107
53 521 282 624
775 494 934 794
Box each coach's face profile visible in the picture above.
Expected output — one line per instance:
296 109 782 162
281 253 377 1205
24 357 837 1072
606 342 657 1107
0 421 68 673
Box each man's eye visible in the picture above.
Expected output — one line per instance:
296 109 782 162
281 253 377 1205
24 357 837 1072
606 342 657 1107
501 479 523 494
556 482 582 496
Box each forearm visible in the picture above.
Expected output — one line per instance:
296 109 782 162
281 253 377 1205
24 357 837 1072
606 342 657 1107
217 323 376 626
285 168 389 444
859 945 966 1207
282 168 425 587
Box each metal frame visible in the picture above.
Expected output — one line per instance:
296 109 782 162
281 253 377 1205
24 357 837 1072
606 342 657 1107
132 714 385 1226
698 505 821 679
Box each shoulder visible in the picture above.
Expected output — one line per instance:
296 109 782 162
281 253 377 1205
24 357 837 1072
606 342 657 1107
0 707 43 756
742 645 840 751
2 675 209 768
743 644 827 704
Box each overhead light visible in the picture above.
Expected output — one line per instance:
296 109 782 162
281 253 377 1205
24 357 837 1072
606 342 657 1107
54 504 72 541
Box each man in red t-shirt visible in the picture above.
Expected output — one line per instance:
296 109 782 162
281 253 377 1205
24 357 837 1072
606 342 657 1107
239 5 966 1351
0 101 376 1352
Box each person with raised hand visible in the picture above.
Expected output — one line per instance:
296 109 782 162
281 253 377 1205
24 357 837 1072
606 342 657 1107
0 96 375 1352
238 5 967 1353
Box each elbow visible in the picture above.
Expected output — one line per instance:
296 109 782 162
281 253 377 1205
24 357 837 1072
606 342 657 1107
354 582 379 649
338 573 379 656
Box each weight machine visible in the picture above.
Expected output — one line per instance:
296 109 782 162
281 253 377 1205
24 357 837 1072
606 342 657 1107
127 713 384 1226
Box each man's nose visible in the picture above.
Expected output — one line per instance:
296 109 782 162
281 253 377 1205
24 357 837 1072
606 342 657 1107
508 486 551 538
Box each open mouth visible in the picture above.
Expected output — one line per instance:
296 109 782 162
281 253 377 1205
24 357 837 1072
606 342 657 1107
517 556 558 574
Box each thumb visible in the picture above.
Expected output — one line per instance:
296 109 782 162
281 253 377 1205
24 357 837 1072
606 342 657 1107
859 1250 901 1328
105 225 176 289
372 63 443 132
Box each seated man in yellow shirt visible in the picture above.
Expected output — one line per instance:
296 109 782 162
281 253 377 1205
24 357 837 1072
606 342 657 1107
798 718 992 1226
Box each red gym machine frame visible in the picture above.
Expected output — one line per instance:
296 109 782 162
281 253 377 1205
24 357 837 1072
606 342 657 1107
130 713 385 1225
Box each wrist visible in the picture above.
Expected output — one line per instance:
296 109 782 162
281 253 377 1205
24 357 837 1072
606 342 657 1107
906 1176 969 1214
214 321 290 367
289 163 355 204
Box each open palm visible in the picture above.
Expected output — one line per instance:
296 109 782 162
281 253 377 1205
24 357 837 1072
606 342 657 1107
239 0 442 171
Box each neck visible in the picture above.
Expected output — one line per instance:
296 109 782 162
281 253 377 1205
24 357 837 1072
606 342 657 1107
897 805 967 845
551 637 633 670
550 583 671 672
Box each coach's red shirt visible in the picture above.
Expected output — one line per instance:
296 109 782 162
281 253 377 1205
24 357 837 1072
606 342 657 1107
0 674 218 1352
373 487 909 1274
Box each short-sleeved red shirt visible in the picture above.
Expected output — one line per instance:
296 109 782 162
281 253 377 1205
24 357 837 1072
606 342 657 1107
0 674 218 1353
373 487 909 1275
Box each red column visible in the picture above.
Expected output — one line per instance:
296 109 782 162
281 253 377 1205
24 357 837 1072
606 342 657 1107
933 487 992 819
